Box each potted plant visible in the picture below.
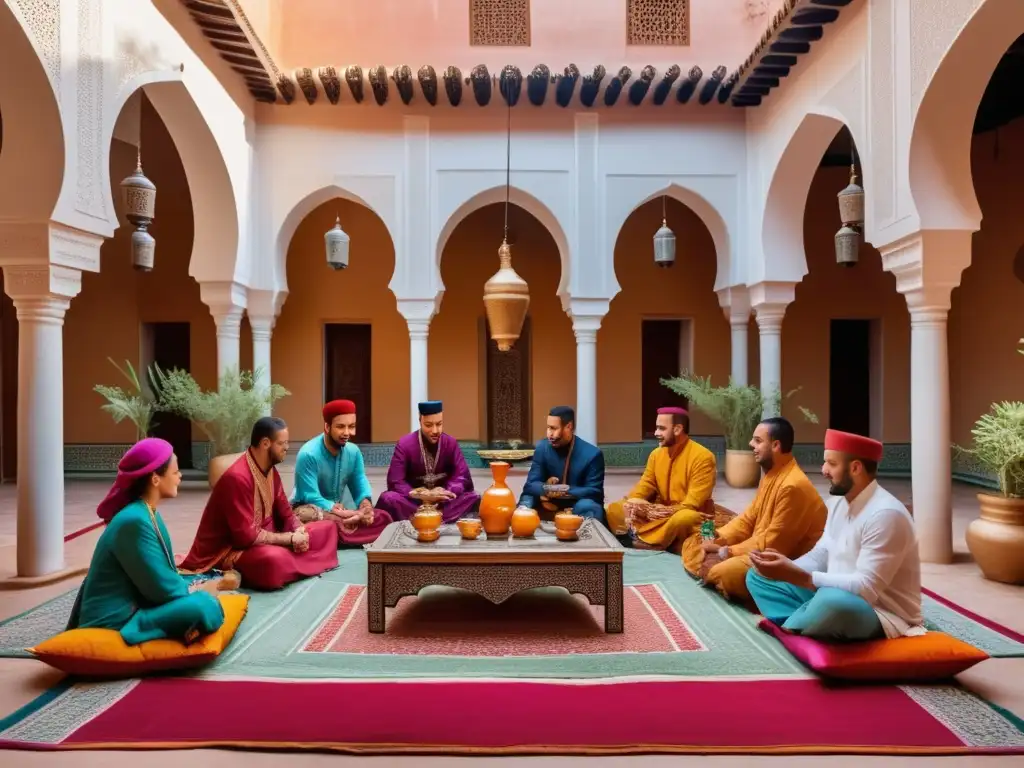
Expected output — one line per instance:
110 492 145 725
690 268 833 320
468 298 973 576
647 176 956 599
93 358 157 440
956 400 1024 584
661 373 817 488
151 365 290 487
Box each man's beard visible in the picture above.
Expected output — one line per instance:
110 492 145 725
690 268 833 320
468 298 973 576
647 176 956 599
327 433 346 450
757 453 773 471
828 473 853 496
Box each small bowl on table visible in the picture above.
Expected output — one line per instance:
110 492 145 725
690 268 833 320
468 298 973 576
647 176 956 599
554 511 584 541
411 503 443 543
543 483 570 499
457 518 482 540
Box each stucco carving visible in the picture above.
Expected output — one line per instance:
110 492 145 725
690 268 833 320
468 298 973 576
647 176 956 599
117 50 149 92
2 263 82 302
75 0 106 222
910 0 984 111
49 225 102 273
469 0 530 47
14 0 60 87
627 0 689 46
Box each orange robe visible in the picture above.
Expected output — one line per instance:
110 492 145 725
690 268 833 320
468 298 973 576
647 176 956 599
682 454 825 603
606 439 717 550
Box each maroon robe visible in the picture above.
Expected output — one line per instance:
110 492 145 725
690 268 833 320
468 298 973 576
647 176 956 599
180 452 339 591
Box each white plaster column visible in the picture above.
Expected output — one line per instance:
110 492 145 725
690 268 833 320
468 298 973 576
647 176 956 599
3 264 84 577
749 282 795 417
200 281 248 385
569 299 609 445
246 288 285 410
717 286 751 386
397 298 440 432
881 231 971 565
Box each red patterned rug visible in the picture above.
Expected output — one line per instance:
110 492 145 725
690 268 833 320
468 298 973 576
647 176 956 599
305 584 703 655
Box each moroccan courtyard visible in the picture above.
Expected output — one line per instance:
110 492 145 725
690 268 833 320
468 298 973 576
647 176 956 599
1 467 1022 763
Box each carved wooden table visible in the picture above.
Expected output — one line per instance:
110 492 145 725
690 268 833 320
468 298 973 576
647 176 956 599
365 519 625 634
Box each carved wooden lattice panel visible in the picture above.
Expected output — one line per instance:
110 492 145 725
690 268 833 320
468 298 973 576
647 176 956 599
627 0 690 46
470 0 531 46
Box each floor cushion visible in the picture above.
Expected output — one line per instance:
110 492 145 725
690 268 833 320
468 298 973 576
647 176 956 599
28 593 249 678
758 618 989 681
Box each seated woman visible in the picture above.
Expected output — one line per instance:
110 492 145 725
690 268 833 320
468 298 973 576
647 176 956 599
67 438 237 646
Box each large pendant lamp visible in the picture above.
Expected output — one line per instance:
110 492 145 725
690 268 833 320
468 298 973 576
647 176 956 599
482 92 530 352
653 194 676 267
120 145 157 272
835 143 865 267
325 215 350 270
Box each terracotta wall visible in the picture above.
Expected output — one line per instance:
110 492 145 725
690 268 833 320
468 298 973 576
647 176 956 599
272 199 407 443
949 121 1024 446
781 165 911 443
64 98 231 444
600 197 736 441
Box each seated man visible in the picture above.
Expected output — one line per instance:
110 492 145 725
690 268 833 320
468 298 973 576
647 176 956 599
746 429 924 641
291 399 392 545
376 400 480 523
180 417 339 591
606 407 717 550
519 406 606 524
682 417 825 603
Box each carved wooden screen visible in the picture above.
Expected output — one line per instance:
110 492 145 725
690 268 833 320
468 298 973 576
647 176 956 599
627 0 690 46
485 317 531 444
470 0 531 46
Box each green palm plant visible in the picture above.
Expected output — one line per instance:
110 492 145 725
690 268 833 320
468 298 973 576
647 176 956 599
660 373 818 450
956 402 1024 498
93 358 157 440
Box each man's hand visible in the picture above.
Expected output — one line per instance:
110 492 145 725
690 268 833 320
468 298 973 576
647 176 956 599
359 499 375 524
701 539 721 554
646 504 674 520
291 529 310 553
749 549 811 588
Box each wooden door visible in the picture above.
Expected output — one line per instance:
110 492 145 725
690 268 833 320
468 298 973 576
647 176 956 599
829 319 872 437
145 322 193 468
0 270 17 482
324 323 373 442
641 319 688 438
486 317 531 444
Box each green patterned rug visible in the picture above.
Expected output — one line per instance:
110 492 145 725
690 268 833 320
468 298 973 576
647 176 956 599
1 550 1022 680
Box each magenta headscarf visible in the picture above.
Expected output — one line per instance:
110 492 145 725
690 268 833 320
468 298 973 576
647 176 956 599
97 438 175 523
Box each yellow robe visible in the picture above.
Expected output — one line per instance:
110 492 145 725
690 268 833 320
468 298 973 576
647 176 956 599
682 454 826 603
606 439 717 550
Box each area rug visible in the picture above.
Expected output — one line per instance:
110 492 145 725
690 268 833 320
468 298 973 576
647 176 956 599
0 550 1022 755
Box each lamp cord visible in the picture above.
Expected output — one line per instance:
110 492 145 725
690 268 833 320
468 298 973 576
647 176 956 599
504 96 511 241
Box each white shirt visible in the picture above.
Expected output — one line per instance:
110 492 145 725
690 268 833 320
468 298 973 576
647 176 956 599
793 480 925 638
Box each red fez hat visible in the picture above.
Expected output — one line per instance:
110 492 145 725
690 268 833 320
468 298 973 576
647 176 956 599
323 399 356 423
824 429 883 463
657 407 688 416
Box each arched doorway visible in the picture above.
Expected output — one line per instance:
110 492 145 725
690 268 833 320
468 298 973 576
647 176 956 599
603 195 730 442
432 202 571 445
273 197 401 445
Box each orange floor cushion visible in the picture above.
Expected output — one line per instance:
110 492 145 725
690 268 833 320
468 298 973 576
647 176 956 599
758 618 989 680
28 593 249 678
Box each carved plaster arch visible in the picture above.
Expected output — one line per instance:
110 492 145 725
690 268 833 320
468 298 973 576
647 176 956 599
434 186 571 297
909 0 1024 233
274 184 396 294
106 71 242 285
609 181 732 291
0 3 65 222
761 110 861 283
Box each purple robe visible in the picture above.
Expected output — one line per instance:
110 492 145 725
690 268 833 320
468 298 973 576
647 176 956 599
376 432 480 523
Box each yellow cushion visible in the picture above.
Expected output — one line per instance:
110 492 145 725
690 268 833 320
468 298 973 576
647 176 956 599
29 593 249 678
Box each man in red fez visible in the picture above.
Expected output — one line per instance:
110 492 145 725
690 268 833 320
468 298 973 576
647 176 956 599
289 399 392 545
746 428 924 641
606 407 717 550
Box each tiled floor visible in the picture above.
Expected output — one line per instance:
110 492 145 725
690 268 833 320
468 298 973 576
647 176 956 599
0 468 1022 766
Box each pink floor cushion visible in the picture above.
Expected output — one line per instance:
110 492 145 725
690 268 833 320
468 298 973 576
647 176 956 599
757 618 989 681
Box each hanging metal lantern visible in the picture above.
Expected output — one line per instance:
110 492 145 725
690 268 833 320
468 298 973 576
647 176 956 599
483 239 530 352
325 216 350 270
654 219 676 268
835 224 862 267
837 164 864 226
120 151 157 271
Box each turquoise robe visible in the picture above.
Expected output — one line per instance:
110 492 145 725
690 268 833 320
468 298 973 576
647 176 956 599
291 437 373 512
68 500 224 645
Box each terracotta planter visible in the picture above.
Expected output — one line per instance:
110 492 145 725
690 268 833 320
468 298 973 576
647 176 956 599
724 449 760 488
480 461 516 535
208 452 243 489
966 493 1024 584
